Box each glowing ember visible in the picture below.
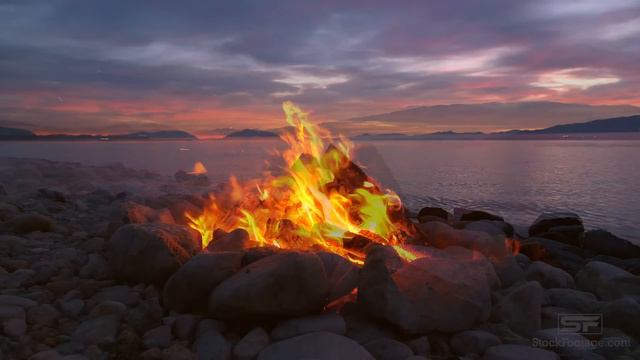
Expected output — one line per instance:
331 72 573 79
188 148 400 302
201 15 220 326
190 161 208 175
186 101 413 264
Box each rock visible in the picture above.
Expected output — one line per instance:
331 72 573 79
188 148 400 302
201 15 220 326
0 202 19 221
416 221 506 258
545 288 600 313
163 252 243 313
271 312 346 340
525 261 575 288
141 348 162 359
94 285 140 306
193 328 231 360
362 337 413 360
234 327 270 360
108 223 201 285
2 317 26 336
417 207 450 222
209 252 348 318
0 294 37 308
206 229 258 252
196 318 226 335
38 188 67 202
522 237 586 275
5 214 55 234
71 315 120 346
459 209 504 222
484 344 559 360
405 336 430 356
532 329 597 359
450 330 501 356
257 332 374 360
600 297 640 340
465 220 514 238
575 261 640 301
491 256 525 288
0 268 35 288
27 304 60 326
161 343 194 360
122 201 175 225
529 212 583 245
89 300 127 319
143 325 172 349
79 254 112 280
359 246 492 334
315 252 360 301
126 298 164 333
81 237 105 253
173 314 200 341
582 230 640 259
59 298 84 318
491 281 545 337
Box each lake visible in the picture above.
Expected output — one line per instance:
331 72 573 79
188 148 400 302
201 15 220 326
1 139 639 242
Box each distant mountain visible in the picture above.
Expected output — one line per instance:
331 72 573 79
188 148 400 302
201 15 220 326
225 129 279 138
118 130 196 139
327 101 640 135
0 128 197 141
354 131 486 140
0 126 36 140
528 114 640 134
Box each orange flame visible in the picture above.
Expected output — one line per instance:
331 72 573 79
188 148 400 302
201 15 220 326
187 101 411 264
190 161 207 175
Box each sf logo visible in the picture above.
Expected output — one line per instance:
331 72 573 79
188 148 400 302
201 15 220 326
558 314 602 334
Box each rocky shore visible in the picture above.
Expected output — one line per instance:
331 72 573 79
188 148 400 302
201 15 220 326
1 157 640 360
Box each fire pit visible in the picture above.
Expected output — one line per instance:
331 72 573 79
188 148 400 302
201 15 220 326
185 101 416 264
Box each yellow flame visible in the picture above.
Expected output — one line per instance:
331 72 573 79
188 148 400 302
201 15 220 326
187 101 411 263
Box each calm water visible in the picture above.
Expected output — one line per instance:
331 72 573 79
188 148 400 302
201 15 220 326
1 139 639 242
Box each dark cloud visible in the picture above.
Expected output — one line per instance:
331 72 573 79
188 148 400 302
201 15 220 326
1 0 639 134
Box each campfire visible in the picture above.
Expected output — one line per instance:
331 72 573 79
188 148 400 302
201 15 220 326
186 101 417 264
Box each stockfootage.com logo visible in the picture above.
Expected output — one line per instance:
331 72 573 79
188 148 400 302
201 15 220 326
558 314 602 335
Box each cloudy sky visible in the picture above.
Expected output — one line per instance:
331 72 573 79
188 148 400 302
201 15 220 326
1 0 639 135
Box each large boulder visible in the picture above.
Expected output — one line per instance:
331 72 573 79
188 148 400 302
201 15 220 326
359 246 493 334
416 221 506 258
234 327 270 360
529 212 583 246
520 237 586 275
163 252 243 313
458 209 503 222
600 297 640 340
491 256 525 289
525 261 575 289
575 261 640 301
465 220 514 238
257 331 374 360
417 207 450 223
206 229 258 252
582 230 640 259
532 329 598 359
271 312 346 340
209 251 357 318
545 288 600 313
491 281 545 338
108 223 201 285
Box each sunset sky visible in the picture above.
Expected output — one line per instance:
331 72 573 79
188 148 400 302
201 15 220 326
1 0 639 135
